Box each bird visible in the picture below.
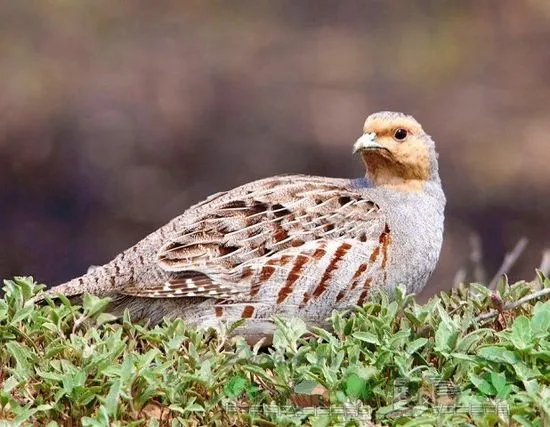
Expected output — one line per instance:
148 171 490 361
43 111 445 343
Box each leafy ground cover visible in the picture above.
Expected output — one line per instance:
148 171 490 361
0 275 549 426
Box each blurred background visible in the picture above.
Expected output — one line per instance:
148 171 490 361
1 0 549 298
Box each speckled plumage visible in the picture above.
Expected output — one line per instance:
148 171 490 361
44 111 445 342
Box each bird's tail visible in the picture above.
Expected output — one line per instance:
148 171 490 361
39 262 121 301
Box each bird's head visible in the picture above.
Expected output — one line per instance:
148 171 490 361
353 111 440 191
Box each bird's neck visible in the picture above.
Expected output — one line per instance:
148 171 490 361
365 166 430 193
363 154 426 192
367 172 425 192
362 153 440 193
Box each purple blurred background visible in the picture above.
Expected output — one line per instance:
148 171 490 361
1 1 549 298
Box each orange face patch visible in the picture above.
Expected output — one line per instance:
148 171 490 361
360 115 431 191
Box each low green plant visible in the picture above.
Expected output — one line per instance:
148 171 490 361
0 275 549 426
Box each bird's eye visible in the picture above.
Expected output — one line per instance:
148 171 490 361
393 128 408 141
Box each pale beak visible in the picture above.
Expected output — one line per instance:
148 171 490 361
352 132 384 154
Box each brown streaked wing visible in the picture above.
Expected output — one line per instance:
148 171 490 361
145 176 386 300
120 272 246 299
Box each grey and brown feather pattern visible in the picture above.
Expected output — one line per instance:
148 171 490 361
43 111 446 342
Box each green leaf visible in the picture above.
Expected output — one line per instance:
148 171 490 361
352 331 379 345
456 329 492 353
386 301 399 320
434 318 453 353
11 306 35 324
478 346 521 364
272 316 308 352
294 379 321 395
490 372 507 395
522 379 540 396
6 341 33 374
223 375 248 399
510 316 533 350
449 352 477 362
469 373 495 396
104 379 121 416
532 302 550 338
513 361 540 381
406 338 428 354
82 294 112 318
344 373 367 399
343 317 354 336
96 312 118 326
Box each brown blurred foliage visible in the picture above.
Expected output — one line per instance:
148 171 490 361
1 0 549 297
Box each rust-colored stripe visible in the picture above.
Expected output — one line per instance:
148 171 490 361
357 278 373 306
369 246 380 263
277 255 309 304
335 289 346 303
312 247 326 260
279 255 293 265
291 239 305 247
257 263 276 292
273 226 289 242
336 263 368 302
299 292 311 309
380 223 390 243
215 307 224 317
309 242 352 300
240 266 253 279
380 224 391 269
241 305 255 318
251 256 291 296
349 263 368 291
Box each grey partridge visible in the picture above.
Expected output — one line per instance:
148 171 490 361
44 111 446 342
